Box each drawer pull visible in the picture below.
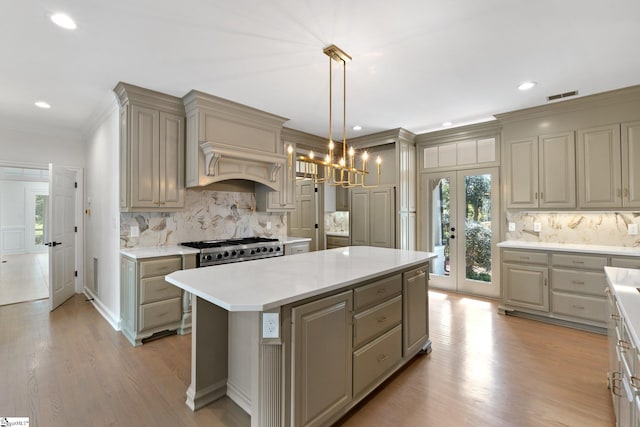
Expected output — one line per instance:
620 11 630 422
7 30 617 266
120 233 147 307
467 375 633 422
519 256 530 260
157 311 169 318
377 288 387 294
377 316 387 324
415 270 424 276
631 376 640 391
611 373 622 397
572 305 585 310
377 354 389 363
571 280 585 285
571 260 585 264
610 313 620 321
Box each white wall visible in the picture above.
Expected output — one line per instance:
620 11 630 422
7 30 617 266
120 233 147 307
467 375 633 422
0 126 84 167
83 100 121 328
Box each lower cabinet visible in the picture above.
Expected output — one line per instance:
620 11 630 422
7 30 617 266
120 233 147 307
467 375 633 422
291 264 429 426
292 290 353 427
500 248 609 331
326 234 349 249
285 240 310 255
502 250 549 312
120 254 193 346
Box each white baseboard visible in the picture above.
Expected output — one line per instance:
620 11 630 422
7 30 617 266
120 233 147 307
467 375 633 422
83 287 120 331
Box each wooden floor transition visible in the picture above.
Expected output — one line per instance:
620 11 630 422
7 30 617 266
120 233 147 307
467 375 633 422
0 290 615 426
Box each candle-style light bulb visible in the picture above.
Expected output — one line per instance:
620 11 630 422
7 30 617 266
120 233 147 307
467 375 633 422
287 145 293 155
362 151 369 173
339 157 346 167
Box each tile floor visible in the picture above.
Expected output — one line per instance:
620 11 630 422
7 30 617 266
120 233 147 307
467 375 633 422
0 252 48 306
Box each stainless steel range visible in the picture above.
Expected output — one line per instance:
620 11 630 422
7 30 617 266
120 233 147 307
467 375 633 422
180 237 283 267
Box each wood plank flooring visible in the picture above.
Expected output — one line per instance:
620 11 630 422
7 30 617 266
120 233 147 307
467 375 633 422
0 290 615 426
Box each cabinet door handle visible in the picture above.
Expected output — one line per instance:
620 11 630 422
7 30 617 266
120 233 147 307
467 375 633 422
377 288 387 294
540 192 544 200
534 192 538 200
377 316 387 324
631 376 640 391
611 374 622 397
571 260 584 265
618 339 632 351
617 188 622 198
377 354 389 363
624 188 630 199
415 270 424 276
572 304 585 310
610 313 620 321
544 278 547 287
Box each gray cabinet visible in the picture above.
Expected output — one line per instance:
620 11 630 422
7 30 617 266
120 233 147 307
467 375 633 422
506 131 575 209
114 82 185 211
292 290 353 427
402 265 428 356
326 234 349 249
350 186 395 248
577 124 622 208
621 121 640 208
501 249 549 312
284 240 310 255
120 254 192 346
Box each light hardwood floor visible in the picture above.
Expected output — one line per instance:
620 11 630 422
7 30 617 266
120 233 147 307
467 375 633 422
0 253 48 306
0 290 615 426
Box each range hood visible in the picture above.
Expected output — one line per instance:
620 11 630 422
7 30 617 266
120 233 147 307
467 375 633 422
183 90 289 191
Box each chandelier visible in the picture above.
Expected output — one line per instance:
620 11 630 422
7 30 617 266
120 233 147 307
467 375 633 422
290 44 381 188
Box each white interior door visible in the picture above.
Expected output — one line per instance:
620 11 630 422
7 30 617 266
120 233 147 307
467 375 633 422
48 165 77 311
423 167 500 298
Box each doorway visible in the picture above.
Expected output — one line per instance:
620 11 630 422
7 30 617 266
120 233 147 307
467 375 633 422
422 167 499 298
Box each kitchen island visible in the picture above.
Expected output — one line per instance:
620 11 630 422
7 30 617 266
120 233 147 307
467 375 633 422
166 246 436 427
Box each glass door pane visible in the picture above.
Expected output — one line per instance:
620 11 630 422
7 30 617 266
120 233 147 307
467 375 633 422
463 174 492 282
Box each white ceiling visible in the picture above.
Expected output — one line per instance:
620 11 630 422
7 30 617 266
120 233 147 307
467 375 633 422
3 0 640 139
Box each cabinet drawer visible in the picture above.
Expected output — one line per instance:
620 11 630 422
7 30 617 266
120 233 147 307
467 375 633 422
139 257 182 279
354 274 402 310
140 276 182 304
551 268 606 297
502 250 548 265
353 295 402 348
611 257 640 269
551 292 606 324
327 235 349 248
353 324 402 396
139 297 181 331
552 254 607 270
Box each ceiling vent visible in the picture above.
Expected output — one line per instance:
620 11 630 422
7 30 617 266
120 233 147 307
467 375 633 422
547 90 579 101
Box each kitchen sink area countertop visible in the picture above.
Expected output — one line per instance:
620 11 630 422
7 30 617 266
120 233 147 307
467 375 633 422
120 245 200 259
166 246 436 311
498 240 640 257
605 266 640 348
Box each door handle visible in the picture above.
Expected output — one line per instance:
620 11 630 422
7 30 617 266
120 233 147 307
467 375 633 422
45 241 62 247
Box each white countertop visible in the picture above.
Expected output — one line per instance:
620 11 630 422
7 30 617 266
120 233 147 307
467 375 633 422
498 241 640 257
166 246 437 312
280 236 312 245
604 266 640 346
326 231 349 237
120 245 200 259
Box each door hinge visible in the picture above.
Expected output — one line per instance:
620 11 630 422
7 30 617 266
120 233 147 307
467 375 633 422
74 182 78 188
315 187 318 193
74 271 78 277
74 226 78 232
315 224 319 229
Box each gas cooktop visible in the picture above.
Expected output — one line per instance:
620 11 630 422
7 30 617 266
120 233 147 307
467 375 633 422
180 237 283 266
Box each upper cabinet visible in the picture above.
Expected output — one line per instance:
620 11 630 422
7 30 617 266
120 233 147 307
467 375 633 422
115 82 185 211
506 131 575 209
182 90 288 192
577 122 640 209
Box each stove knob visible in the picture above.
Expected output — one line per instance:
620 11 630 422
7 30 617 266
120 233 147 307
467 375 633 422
224 251 230 257
268 247 274 252
216 253 223 260
250 249 255 255
263 247 268 252
231 250 237 256
205 255 213 261
276 246 282 252
239 250 245 255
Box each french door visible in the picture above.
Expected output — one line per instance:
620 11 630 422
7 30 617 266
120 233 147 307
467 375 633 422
422 167 499 298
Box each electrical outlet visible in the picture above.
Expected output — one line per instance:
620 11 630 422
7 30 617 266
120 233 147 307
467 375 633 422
628 224 638 235
130 225 139 237
262 312 279 338
508 222 516 232
533 222 542 232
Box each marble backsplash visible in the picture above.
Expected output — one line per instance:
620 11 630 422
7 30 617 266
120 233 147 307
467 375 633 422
121 190 287 248
325 211 349 233
505 211 640 247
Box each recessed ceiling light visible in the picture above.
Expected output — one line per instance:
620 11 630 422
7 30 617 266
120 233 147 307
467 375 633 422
442 121 453 127
51 13 77 30
35 101 51 109
518 81 537 91
352 125 362 131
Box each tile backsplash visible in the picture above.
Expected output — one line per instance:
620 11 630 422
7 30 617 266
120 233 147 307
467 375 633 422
505 211 640 247
325 211 349 233
121 190 287 248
